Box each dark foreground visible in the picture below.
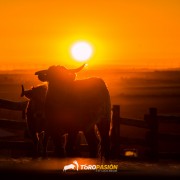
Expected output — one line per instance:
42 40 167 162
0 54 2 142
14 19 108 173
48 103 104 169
0 157 180 180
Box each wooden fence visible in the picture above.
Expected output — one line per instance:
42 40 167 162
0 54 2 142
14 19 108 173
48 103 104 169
0 99 30 154
0 99 180 160
111 105 180 161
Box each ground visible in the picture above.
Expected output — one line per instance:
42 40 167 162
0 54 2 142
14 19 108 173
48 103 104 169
0 157 180 180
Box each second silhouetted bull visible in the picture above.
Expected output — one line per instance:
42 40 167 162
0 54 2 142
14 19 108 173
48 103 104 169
21 84 48 157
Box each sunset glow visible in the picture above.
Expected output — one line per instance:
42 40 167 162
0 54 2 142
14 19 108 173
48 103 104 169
0 1 180 70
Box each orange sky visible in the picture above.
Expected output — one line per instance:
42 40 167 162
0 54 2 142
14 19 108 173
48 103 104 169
0 0 180 70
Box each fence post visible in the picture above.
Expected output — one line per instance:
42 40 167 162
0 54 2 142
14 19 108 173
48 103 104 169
147 107 159 161
110 105 120 158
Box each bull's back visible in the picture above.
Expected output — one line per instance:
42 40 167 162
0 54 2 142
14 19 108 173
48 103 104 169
74 78 110 103
74 78 111 119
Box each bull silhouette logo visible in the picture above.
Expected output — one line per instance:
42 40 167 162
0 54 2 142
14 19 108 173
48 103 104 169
63 160 79 172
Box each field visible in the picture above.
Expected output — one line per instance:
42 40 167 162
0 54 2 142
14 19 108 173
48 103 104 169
1 68 180 119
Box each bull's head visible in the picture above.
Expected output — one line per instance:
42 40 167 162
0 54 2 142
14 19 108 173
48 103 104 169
21 85 33 99
35 64 85 83
21 84 47 102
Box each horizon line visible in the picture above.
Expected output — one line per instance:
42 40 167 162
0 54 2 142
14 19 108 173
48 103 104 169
0 65 180 73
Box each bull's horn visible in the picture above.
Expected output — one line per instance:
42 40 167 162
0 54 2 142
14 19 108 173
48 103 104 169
69 64 86 73
35 70 47 75
21 85 25 97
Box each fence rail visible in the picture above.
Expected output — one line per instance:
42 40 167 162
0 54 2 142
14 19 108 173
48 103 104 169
120 117 148 129
0 119 26 129
0 99 28 111
0 140 32 150
119 136 146 146
159 133 180 142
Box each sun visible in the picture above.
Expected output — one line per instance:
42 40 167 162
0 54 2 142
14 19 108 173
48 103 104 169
70 41 93 62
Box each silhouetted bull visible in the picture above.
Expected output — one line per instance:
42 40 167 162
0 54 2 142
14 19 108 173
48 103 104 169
21 84 48 157
35 64 111 159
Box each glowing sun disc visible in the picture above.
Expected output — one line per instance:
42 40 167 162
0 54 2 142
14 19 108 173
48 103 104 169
71 42 93 61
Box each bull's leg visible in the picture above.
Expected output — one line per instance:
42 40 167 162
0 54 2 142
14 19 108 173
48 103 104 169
31 132 39 158
84 126 99 158
66 130 79 157
52 132 66 157
42 132 49 158
97 119 110 160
